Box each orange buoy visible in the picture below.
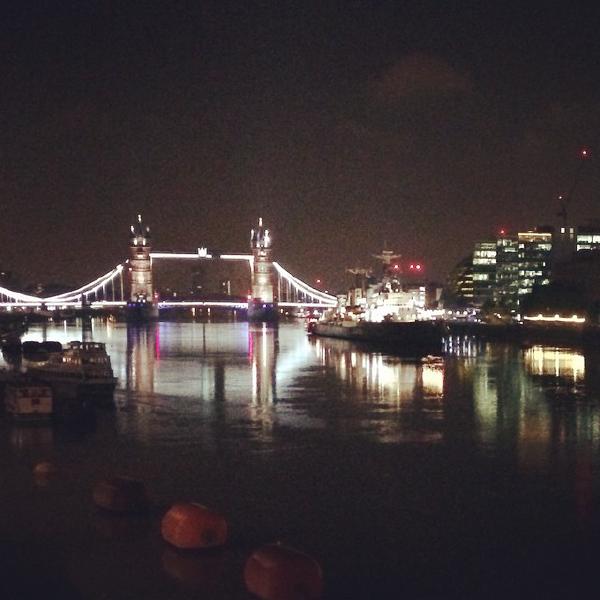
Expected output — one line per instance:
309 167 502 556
33 461 58 477
161 503 228 550
244 543 324 599
33 461 59 487
92 476 147 513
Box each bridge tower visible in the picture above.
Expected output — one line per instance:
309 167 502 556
127 214 159 321
249 217 278 321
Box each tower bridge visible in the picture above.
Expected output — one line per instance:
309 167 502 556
0 217 337 320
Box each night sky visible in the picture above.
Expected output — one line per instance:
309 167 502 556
2 2 600 290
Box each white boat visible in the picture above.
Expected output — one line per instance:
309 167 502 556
4 379 53 421
27 341 117 398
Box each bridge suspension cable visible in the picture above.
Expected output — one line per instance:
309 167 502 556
43 264 126 303
273 262 337 305
0 286 44 304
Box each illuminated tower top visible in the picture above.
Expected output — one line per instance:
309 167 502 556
130 214 152 248
128 214 154 304
250 217 272 250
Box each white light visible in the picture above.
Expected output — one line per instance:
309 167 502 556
220 254 253 261
151 252 213 259
158 301 247 308
523 314 586 324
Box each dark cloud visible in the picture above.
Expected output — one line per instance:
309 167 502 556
370 54 473 103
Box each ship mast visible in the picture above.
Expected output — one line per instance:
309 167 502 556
346 267 372 290
372 248 402 293
372 250 402 275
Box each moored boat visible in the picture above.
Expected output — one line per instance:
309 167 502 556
4 378 53 421
27 341 117 399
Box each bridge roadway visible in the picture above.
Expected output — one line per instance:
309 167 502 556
0 300 331 310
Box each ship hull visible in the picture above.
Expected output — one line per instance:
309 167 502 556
25 369 117 399
310 320 445 356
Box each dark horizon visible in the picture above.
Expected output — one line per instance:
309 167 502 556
2 2 600 289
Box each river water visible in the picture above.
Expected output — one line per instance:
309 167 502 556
2 320 600 598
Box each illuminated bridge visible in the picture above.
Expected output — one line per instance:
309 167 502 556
0 217 337 314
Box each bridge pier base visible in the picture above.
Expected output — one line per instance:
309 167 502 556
247 300 278 323
126 300 159 322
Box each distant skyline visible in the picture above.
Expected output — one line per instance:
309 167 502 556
2 2 600 289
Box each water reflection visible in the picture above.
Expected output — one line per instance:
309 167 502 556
524 345 585 383
126 325 157 394
12 320 600 471
309 334 600 493
523 344 600 404
309 338 446 443
9 425 54 452
106 321 319 446
248 323 279 405
462 342 600 501
312 338 445 406
7 321 600 597
443 334 484 358
120 322 283 405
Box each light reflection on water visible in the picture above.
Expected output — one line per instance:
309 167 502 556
7 321 600 596
8 320 600 461
524 345 586 382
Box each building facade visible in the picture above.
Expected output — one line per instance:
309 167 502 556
494 234 520 312
472 240 497 306
448 223 600 316
517 228 553 299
